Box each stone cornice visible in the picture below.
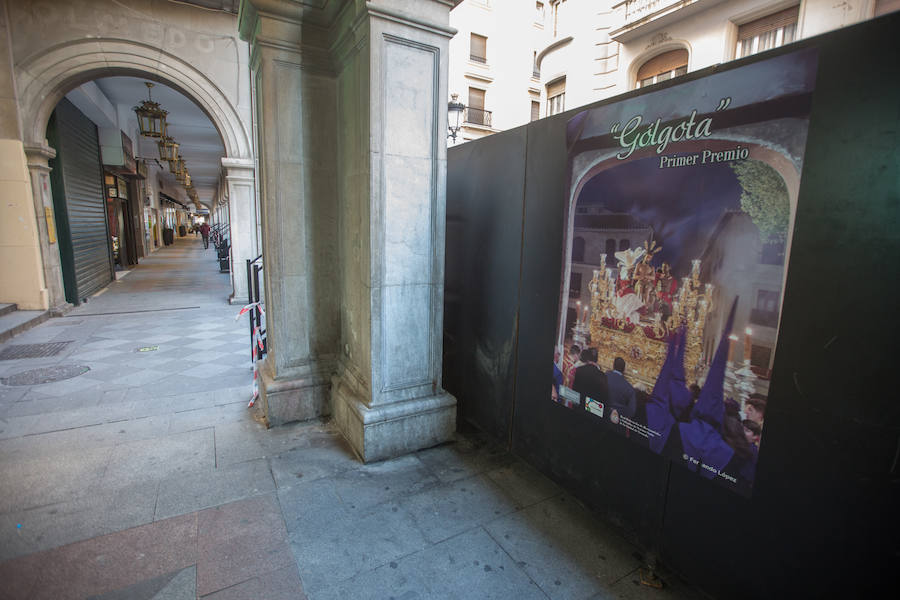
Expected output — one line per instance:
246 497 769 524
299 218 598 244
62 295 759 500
24 142 57 168
364 2 457 38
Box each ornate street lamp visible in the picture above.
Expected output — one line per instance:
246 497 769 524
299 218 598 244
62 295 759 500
171 157 185 176
447 93 464 142
133 82 167 138
157 134 179 162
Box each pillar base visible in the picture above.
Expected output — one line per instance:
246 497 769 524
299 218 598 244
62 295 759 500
331 374 456 463
258 359 332 426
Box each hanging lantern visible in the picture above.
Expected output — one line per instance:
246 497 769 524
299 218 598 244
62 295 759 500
157 135 179 162
182 172 191 187
171 157 185 177
133 82 167 138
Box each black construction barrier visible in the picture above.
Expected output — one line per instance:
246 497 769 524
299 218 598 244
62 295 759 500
444 13 900 600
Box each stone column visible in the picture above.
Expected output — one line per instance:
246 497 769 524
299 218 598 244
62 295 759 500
222 157 256 304
239 0 340 426
330 0 457 462
24 142 69 314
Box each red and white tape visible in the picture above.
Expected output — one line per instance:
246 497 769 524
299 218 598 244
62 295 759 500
237 303 265 407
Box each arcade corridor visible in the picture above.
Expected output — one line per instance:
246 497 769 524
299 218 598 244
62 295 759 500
0 238 700 598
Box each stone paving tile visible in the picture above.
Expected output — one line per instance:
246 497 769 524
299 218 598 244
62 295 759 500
280 478 430 595
484 459 565 509
0 414 40 441
416 433 516 483
101 428 215 487
399 473 519 545
155 458 276 520
200 563 305 600
2 402 141 438
180 363 233 378
0 480 159 562
2 389 100 418
0 445 113 514
484 494 644 599
329 454 438 512
108 368 171 387
268 431 358 489
315 527 548 600
65 348 120 361
167 401 248 435
211 420 269 468
87 566 196 600
0 413 170 463
27 512 199 600
23 374 103 398
0 547 42 598
197 494 287 545
196 529 294 596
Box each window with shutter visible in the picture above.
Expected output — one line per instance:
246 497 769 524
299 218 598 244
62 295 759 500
736 6 799 58
546 77 566 116
467 88 487 126
636 49 688 88
470 33 487 63
530 100 540 122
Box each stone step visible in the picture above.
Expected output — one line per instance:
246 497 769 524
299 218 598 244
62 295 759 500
0 309 50 344
0 303 17 317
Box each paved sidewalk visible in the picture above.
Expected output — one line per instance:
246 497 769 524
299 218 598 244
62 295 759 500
0 237 702 599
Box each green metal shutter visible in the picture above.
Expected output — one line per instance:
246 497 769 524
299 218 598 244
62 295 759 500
50 98 113 304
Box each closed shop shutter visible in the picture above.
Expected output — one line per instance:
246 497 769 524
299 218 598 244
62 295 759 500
49 98 113 304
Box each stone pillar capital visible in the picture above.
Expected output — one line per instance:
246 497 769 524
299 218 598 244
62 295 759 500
221 157 255 180
24 141 57 171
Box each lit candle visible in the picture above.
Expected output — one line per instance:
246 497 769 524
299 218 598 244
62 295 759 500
744 327 753 360
691 259 701 279
728 333 739 363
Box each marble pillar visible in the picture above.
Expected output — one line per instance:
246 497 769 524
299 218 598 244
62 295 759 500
222 157 256 304
240 0 340 426
330 1 457 462
239 0 456 459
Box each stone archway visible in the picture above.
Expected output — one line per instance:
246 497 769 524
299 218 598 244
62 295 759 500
15 38 256 307
17 39 251 159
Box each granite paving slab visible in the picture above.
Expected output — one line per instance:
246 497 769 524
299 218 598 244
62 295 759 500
485 494 644 599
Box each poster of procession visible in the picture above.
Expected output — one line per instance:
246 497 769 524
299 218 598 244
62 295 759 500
551 49 818 496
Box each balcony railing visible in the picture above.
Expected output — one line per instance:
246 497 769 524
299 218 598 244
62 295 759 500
469 53 486 64
614 0 698 28
464 107 492 127
620 0 669 21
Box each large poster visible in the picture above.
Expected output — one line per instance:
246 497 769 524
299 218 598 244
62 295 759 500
552 49 818 496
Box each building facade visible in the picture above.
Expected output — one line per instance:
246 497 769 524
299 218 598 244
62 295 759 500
448 0 899 143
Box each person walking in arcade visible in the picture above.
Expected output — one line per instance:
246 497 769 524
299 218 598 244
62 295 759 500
199 221 210 249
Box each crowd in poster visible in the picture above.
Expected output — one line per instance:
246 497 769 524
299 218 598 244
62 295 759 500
551 49 818 496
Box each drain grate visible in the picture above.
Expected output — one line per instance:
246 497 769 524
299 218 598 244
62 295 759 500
1 364 90 386
0 341 72 360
